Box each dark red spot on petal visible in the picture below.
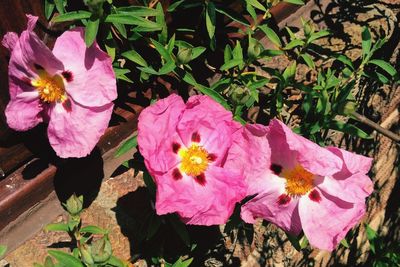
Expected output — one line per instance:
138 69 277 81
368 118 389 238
62 99 72 112
309 189 321 202
277 194 291 205
62 71 73 82
270 163 282 175
33 63 44 70
191 132 201 143
208 153 217 162
194 173 206 186
172 142 181 154
172 168 182 180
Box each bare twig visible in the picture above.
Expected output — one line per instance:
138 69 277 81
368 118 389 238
351 111 400 143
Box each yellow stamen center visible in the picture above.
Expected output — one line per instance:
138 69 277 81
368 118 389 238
31 70 66 103
178 144 209 176
282 164 315 197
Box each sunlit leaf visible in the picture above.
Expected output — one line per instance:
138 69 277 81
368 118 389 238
53 10 91 22
206 2 216 40
368 59 397 76
48 250 84 267
114 135 137 158
259 25 282 47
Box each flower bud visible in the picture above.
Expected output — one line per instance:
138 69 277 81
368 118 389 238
229 84 251 105
65 194 83 216
91 236 112 263
80 244 94 265
177 48 193 65
337 101 357 116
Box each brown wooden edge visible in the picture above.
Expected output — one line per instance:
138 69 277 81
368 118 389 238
0 0 304 255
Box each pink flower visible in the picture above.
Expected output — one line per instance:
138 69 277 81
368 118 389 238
2 15 117 158
228 119 373 251
137 94 247 225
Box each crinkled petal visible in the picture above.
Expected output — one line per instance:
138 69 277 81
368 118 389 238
52 27 117 107
267 119 342 176
2 32 18 52
47 99 113 158
225 123 271 195
177 95 236 166
299 189 366 251
155 165 246 225
5 91 42 131
315 147 373 203
138 94 186 174
241 174 302 235
327 147 373 175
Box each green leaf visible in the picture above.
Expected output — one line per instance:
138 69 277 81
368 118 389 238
220 59 243 71
307 29 330 44
48 250 84 267
284 39 304 50
116 6 160 16
85 16 100 47
0 245 7 259
156 2 168 44
53 11 91 22
181 72 230 110
158 60 176 75
105 14 162 29
54 0 65 14
300 53 315 69
259 49 284 57
138 66 159 75
215 6 249 26
44 0 56 20
341 239 350 248
168 215 190 247
168 0 185 12
122 50 148 67
284 0 304 5
151 38 173 61
112 22 127 38
300 235 309 249
366 224 377 240
45 223 69 232
286 233 301 251
259 25 282 47
361 27 371 59
328 121 372 139
191 47 206 60
80 225 107 235
107 255 127 267
232 41 243 61
282 61 297 82
205 2 216 40
333 54 354 70
114 135 137 158
172 257 193 267
246 0 266 11
368 59 397 76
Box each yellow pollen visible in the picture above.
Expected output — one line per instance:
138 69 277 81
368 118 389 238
32 70 66 103
282 164 315 197
178 144 209 176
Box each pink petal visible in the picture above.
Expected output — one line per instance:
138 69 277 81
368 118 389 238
2 32 18 52
138 94 186 174
241 174 302 235
47 99 113 158
5 91 43 131
155 165 246 225
177 95 236 166
267 119 342 176
315 147 373 203
327 147 373 175
225 123 271 195
299 189 366 251
52 27 117 107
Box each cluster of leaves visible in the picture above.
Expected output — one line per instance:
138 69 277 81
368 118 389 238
35 194 129 267
366 224 400 267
